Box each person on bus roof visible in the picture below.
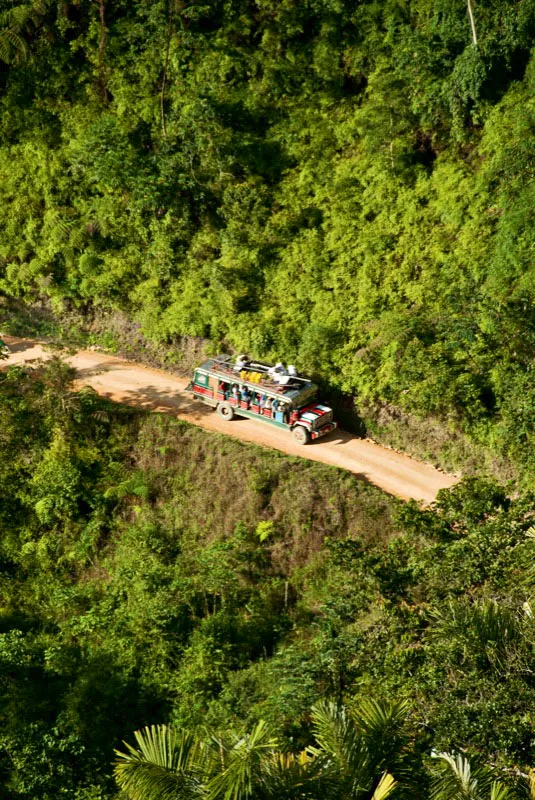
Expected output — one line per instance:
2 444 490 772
235 354 249 371
268 362 285 380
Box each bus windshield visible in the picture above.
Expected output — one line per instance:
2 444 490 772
290 385 318 409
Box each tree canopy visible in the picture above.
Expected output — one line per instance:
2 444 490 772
1 1 535 796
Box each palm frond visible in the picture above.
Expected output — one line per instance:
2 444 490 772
0 1 32 63
356 699 409 735
0 28 27 62
206 720 279 800
114 759 197 800
42 211 75 242
429 599 522 668
430 751 492 800
0 36 10 62
372 772 397 800
310 702 356 767
70 226 88 249
0 7 25 27
310 701 375 799
114 725 206 800
0 4 38 29
489 782 516 800
259 749 326 799
352 698 409 761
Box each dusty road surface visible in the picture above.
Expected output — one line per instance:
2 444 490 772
4 337 458 503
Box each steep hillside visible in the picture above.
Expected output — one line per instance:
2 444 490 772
1 360 534 798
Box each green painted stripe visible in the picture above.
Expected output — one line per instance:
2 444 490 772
233 408 290 430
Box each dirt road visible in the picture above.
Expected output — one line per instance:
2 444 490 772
4 338 457 503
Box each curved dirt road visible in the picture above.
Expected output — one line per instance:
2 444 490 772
4 337 457 503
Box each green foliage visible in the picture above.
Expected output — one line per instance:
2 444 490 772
114 726 208 800
308 699 404 799
428 599 528 672
1 360 535 797
255 521 275 543
430 751 514 800
115 707 534 799
115 704 401 800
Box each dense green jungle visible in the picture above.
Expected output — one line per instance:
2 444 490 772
0 358 534 799
1 0 535 797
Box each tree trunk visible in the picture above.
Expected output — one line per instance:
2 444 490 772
161 21 171 139
467 0 477 45
96 0 108 102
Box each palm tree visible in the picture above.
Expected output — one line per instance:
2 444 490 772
114 725 212 800
430 752 517 800
429 598 525 672
308 699 405 800
205 723 321 800
0 2 44 64
114 720 310 800
114 700 404 800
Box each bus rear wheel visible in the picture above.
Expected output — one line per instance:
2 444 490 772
217 402 235 421
292 425 310 445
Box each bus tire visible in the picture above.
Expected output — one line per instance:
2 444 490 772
292 425 310 444
217 402 235 421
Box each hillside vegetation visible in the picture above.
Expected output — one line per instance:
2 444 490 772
1 359 535 798
2 2 535 797
0 0 534 471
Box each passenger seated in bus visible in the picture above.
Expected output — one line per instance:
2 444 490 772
241 387 252 407
265 397 273 411
231 384 240 402
273 399 287 423
218 381 228 398
259 394 266 410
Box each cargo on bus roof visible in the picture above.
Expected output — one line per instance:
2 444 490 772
198 355 316 402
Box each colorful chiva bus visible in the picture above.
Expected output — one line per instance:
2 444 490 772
188 356 337 444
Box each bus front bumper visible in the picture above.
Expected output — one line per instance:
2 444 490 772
310 422 338 441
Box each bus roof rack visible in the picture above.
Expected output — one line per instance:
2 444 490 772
201 356 313 393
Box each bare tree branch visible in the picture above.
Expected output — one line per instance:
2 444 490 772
467 0 477 45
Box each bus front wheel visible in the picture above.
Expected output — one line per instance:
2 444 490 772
292 425 310 445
